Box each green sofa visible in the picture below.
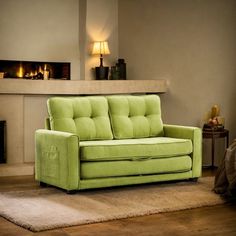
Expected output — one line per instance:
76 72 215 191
35 95 202 192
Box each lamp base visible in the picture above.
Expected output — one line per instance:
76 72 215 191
95 66 109 80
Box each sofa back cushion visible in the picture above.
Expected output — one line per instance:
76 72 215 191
47 96 113 141
107 95 164 139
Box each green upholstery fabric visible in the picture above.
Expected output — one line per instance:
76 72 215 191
164 124 202 178
47 96 113 141
79 171 192 189
81 155 192 179
35 129 79 190
35 95 202 191
80 137 192 161
107 95 164 139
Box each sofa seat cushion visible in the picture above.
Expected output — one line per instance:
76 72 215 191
107 95 164 139
81 155 192 179
80 137 192 161
47 96 113 141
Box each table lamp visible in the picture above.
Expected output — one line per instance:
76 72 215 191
92 41 110 80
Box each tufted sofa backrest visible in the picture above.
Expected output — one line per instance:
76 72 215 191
47 95 164 141
107 95 164 139
47 96 113 141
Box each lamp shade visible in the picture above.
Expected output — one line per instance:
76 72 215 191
92 41 110 55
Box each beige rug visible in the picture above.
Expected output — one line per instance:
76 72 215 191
0 177 224 232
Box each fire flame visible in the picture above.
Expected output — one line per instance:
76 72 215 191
17 64 23 78
38 66 43 74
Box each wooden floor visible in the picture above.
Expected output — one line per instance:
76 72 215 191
0 170 236 236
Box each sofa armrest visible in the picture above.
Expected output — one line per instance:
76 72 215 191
35 129 79 190
163 124 202 178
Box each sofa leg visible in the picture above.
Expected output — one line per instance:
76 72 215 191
40 181 48 187
191 177 198 182
66 190 77 194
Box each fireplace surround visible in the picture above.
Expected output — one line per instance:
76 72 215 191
0 60 70 80
0 79 167 176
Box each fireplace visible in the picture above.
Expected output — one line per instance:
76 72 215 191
0 60 70 80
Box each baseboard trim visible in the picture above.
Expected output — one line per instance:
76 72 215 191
0 163 34 177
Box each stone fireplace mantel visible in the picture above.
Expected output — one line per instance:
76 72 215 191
0 79 167 95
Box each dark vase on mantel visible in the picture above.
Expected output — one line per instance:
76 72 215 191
95 66 109 80
110 66 119 80
116 58 126 80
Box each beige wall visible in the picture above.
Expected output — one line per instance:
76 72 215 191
118 0 236 165
85 0 118 80
0 0 119 80
118 0 236 164
0 0 80 80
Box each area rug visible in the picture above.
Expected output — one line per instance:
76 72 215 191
0 177 224 232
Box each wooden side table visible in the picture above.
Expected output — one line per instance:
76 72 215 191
202 129 229 168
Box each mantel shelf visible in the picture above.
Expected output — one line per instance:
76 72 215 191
0 79 167 95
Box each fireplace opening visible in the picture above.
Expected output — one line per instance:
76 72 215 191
0 60 70 80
